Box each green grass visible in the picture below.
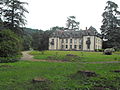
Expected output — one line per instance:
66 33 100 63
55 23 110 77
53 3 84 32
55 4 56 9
0 61 120 89
0 51 120 89
30 51 120 62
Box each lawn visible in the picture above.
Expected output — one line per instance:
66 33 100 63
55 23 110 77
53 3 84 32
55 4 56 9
30 50 120 62
0 51 120 90
0 61 120 89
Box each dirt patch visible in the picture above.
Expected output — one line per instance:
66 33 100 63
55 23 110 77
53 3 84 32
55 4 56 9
64 54 81 61
32 59 68 63
70 70 98 80
112 70 120 73
76 70 97 77
31 77 52 90
32 77 49 83
93 86 107 90
93 86 116 90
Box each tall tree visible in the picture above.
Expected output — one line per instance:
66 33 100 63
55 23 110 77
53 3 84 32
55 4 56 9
0 0 3 25
50 26 64 31
100 1 120 49
66 16 80 30
2 0 28 33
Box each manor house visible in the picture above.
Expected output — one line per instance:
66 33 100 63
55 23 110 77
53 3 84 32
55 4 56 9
49 26 102 51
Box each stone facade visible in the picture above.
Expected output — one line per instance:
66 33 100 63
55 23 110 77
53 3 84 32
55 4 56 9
49 26 102 51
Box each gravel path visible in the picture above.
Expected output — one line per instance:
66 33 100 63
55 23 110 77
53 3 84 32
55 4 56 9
20 51 67 62
21 51 33 61
21 51 120 64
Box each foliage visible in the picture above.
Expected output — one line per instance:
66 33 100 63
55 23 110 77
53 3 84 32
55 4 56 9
50 26 64 31
22 28 41 51
66 16 80 30
101 1 120 49
30 28 59 51
0 29 22 62
0 0 28 34
22 32 32 51
95 49 104 52
31 30 44 50
0 55 21 63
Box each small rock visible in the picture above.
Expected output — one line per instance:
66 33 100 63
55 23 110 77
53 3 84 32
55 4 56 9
103 48 114 55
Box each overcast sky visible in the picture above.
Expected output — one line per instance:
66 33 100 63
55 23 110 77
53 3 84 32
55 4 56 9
22 0 120 32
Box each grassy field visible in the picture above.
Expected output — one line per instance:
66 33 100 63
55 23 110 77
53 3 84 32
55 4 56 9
30 50 120 62
0 61 120 90
0 51 120 90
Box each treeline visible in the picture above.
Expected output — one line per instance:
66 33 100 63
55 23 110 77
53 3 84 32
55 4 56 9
0 0 29 62
22 26 63 51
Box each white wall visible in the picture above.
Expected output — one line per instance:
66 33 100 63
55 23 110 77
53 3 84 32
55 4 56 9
49 36 102 51
95 37 102 49
83 36 95 51
49 37 60 50
60 38 82 50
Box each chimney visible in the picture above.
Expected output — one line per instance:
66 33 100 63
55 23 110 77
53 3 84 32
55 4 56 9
86 27 87 30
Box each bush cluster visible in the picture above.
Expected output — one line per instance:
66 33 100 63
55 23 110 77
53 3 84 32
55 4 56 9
95 49 104 52
0 29 22 62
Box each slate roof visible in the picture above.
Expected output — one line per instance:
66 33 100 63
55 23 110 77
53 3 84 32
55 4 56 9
50 26 102 38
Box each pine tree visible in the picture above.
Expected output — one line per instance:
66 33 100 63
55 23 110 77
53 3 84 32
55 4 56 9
2 0 28 34
66 16 80 30
101 1 120 49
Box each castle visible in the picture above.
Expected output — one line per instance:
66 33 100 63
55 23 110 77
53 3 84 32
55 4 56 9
49 26 102 51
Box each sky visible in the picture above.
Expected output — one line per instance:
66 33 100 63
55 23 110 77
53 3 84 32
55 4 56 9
22 0 120 32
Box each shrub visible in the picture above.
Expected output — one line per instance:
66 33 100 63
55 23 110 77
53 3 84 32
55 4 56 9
0 54 22 63
0 29 22 62
98 49 104 52
103 48 114 55
95 49 104 52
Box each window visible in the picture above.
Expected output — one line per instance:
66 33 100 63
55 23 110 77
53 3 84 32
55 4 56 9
52 39 54 43
79 45 81 49
70 45 72 49
70 39 72 43
74 45 77 49
66 39 68 43
66 45 68 48
62 39 63 43
62 45 64 49
50 39 54 45
79 39 82 44
74 39 77 43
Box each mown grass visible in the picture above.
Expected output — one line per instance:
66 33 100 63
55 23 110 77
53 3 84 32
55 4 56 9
0 61 120 89
30 50 120 62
